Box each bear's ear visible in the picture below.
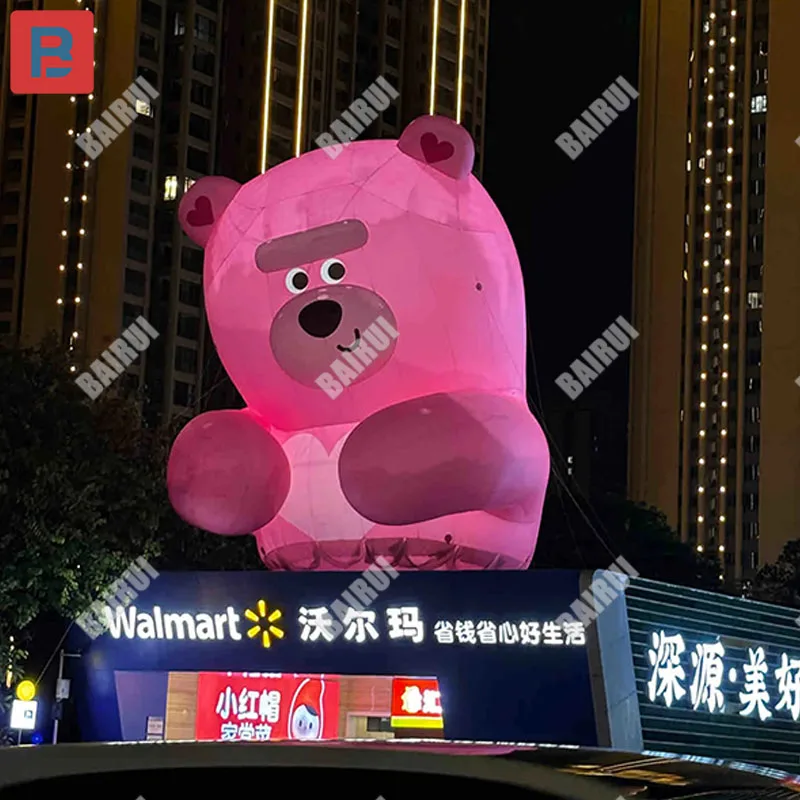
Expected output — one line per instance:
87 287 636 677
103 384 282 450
179 176 241 247
397 115 475 180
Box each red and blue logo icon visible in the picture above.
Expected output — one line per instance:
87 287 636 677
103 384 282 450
10 10 94 95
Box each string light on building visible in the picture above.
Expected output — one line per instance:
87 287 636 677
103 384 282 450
61 0 99 370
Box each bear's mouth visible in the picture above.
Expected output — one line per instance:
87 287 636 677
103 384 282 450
337 329 361 352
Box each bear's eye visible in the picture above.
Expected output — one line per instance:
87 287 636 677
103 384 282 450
286 267 309 294
320 258 346 284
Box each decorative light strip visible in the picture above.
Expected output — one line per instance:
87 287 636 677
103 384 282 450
719 3 738 567
428 0 440 114
696 5 719 546
293 0 310 157
455 0 467 123
71 0 98 367
59 0 94 371
260 0 276 172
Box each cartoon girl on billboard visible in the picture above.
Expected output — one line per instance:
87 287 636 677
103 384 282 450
288 677 326 740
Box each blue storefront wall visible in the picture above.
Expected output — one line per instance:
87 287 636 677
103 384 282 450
68 570 600 745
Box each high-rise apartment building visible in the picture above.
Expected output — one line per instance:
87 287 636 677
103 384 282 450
0 0 489 422
0 0 225 423
217 0 489 179
630 0 800 586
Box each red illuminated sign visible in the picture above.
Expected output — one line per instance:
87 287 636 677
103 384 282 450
195 673 340 742
390 677 444 729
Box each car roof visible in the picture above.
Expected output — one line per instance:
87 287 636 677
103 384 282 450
276 739 800 792
2 739 799 796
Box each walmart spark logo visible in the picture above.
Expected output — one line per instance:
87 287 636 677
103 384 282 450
244 599 284 648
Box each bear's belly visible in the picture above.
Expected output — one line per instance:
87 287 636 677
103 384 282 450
251 425 537 570
277 426 369 543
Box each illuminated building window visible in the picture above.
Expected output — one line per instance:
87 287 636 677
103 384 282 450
164 175 178 201
746 291 763 309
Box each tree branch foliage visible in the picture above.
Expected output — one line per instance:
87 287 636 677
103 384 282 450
534 490 721 590
0 337 261 686
749 540 800 609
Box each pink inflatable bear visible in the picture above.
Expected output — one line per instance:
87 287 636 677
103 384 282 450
169 114 549 570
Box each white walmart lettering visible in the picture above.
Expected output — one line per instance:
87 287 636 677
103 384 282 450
103 605 242 641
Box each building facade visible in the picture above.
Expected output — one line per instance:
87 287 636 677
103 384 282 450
54 569 800 773
630 0 800 586
0 0 489 422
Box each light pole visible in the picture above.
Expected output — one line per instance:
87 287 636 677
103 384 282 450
52 650 80 744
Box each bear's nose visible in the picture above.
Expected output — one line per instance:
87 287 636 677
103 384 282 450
298 299 343 338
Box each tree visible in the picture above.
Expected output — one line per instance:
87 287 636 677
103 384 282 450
0 338 268 740
0 339 160 675
749 539 800 609
0 339 262 678
534 488 720 590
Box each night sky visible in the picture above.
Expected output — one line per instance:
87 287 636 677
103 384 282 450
484 0 641 491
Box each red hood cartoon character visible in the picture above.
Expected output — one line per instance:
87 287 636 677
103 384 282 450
288 677 325 740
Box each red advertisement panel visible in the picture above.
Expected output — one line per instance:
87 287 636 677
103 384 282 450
390 677 444 729
195 673 340 742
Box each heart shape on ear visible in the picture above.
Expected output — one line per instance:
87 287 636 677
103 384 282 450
178 176 242 247
420 133 455 164
186 196 214 227
397 115 475 180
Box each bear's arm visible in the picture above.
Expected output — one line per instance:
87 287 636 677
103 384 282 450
167 409 290 535
338 392 549 525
